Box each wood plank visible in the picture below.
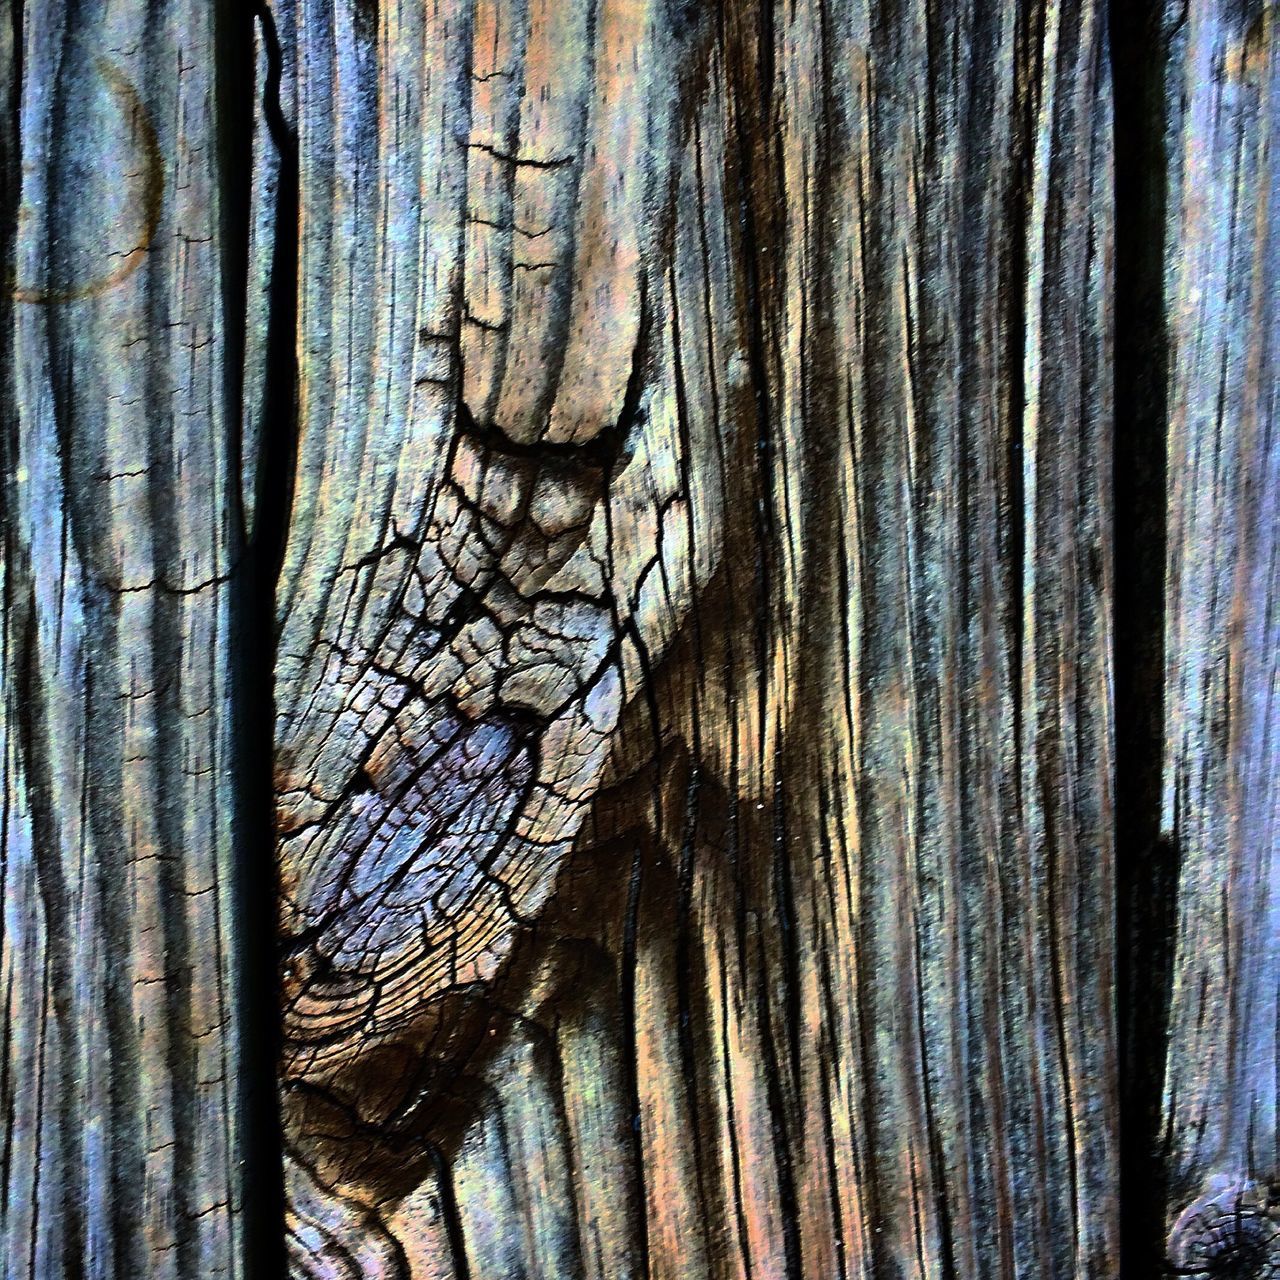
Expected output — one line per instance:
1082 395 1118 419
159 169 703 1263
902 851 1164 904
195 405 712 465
1159 1 1280 1273
1 3 247 1276
273 1 1118 1276
719 2 1116 1273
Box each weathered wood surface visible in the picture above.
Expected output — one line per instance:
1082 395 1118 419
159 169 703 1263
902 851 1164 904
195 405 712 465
1157 0 1280 1273
271 1 1120 1276
0 0 1275 1277
1 3 248 1278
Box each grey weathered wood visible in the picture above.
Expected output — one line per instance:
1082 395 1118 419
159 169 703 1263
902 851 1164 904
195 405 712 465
1 4 246 1277
761 3 1117 1275
1 0 1275 1276
1159 1 1280 1273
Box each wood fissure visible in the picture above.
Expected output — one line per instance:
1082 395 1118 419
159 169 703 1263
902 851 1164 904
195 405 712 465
233 3 299 1276
1112 0 1176 1272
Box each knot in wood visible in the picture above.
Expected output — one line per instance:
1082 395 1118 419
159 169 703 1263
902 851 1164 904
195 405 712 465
1168 1183 1280 1279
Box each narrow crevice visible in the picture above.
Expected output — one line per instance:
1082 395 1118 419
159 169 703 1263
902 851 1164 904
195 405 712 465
219 1 299 1276
1110 0 1177 1274
619 830 655 1280
428 1144 472 1280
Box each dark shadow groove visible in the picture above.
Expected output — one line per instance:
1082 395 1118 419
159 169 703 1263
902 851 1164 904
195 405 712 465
1110 0 1177 1274
219 1 299 1276
428 1144 472 1280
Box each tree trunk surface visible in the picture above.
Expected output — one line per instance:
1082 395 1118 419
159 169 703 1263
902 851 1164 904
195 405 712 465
0 1 1275 1279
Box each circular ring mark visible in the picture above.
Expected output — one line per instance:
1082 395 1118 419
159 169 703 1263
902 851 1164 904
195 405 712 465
12 53 163 305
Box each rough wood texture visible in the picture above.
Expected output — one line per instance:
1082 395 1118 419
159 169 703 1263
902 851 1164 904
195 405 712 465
1159 1 1280 1274
1 3 246 1278
2 0 1275 1277
271 2 1119 1277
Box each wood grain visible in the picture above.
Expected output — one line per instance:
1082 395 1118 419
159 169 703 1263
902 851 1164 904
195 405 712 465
1 2 246 1277
1 0 1274 1276
1159 1 1280 1274
270 1 1119 1276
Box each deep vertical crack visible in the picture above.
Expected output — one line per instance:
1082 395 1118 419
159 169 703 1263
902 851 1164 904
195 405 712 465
1110 0 1177 1274
220 1 299 1275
